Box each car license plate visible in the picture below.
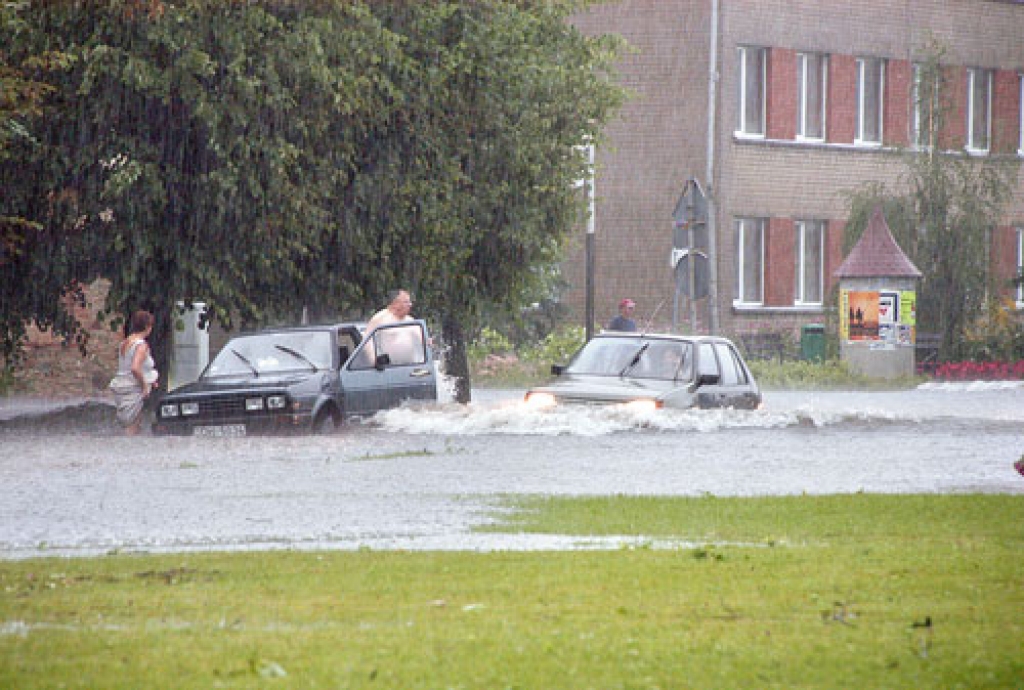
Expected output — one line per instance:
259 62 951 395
194 424 246 437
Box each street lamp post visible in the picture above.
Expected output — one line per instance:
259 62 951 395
584 143 596 341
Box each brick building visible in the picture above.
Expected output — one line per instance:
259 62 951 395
567 0 1024 337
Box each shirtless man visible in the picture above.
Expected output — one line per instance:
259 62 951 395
366 289 414 333
364 289 421 366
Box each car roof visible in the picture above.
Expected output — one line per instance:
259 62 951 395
230 322 366 337
594 332 737 344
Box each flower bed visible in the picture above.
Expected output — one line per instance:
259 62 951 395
920 360 1024 381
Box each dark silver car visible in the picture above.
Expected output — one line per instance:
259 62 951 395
153 320 437 435
524 333 761 411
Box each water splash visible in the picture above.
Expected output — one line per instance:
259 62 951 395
368 385 1023 436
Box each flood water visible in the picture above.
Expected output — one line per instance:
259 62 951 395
1 382 1022 558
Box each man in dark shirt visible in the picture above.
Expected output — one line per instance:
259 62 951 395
606 298 637 332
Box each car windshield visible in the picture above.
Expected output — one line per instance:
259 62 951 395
204 331 333 378
567 338 693 381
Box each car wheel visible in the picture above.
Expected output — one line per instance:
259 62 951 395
313 408 341 434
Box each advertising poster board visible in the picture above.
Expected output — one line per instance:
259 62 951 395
878 291 899 342
840 289 918 344
839 290 849 341
846 290 880 340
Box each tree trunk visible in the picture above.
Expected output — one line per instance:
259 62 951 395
440 313 472 404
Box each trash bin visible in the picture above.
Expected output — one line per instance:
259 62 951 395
800 324 826 362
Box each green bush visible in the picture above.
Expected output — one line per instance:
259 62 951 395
747 358 921 389
468 325 585 388
958 297 1024 362
519 325 586 365
466 326 515 361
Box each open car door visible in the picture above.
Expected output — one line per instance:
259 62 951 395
341 320 437 418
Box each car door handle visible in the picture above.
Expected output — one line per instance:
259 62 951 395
410 368 432 378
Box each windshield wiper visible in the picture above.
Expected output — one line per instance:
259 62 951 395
275 344 318 372
231 348 259 377
619 343 649 377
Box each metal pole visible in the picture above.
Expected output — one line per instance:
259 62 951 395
705 0 720 334
585 232 595 340
584 144 596 341
688 224 697 333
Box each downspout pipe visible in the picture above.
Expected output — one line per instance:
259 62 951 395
705 0 720 334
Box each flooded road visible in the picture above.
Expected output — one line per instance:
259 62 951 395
1 382 1022 558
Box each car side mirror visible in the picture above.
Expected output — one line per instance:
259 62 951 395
375 353 391 371
551 364 566 376
697 372 720 387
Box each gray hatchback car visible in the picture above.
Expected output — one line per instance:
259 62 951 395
153 320 437 435
524 333 761 412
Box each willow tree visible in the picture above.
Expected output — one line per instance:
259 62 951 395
844 39 1014 361
1 0 623 402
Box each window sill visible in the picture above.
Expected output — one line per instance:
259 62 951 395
732 303 826 314
732 136 898 154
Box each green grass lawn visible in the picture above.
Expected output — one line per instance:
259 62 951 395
1 494 1021 689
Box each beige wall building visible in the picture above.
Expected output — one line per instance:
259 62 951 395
567 0 1024 338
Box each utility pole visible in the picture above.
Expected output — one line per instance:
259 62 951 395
583 143 596 341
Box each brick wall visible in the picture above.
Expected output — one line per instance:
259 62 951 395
885 59 913 147
764 217 795 306
827 54 857 144
571 0 713 330
767 48 797 140
825 219 845 296
992 225 1021 301
568 0 1024 339
941 66 968 149
11 280 120 398
993 69 1022 154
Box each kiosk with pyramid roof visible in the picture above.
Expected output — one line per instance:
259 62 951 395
833 207 923 379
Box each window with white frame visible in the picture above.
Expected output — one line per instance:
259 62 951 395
1017 228 1023 306
856 57 885 145
967 68 992 153
736 46 766 137
797 53 827 140
1018 74 1023 156
734 218 765 305
795 220 825 305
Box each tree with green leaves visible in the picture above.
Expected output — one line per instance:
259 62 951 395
844 39 1014 361
1 1 80 362
1 0 624 402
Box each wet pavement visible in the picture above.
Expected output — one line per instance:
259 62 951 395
1 383 1022 558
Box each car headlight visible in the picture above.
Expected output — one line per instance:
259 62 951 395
160 403 180 418
267 395 287 410
245 397 264 412
524 391 557 409
181 402 199 416
624 398 662 413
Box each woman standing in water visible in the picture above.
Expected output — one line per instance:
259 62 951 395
109 310 158 435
